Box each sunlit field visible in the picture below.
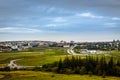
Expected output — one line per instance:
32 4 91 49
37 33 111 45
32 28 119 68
0 71 120 80
0 47 120 67
0 47 120 80
0 47 68 67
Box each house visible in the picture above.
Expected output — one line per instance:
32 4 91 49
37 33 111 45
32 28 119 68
11 45 19 51
81 49 96 54
63 44 70 48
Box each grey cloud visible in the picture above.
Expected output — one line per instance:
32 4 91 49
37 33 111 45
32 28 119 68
27 0 120 16
0 0 120 28
1 0 120 16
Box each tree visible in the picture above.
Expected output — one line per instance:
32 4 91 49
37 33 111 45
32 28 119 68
3 66 11 71
57 58 62 73
117 59 120 66
107 57 114 75
108 57 114 67
80 66 86 75
62 56 70 68
88 71 93 77
102 71 106 78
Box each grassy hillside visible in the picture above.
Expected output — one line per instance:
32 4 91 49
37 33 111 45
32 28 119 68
0 47 120 79
0 71 119 80
0 47 68 67
0 48 119 67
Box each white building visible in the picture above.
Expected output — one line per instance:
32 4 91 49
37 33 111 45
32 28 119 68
81 49 96 54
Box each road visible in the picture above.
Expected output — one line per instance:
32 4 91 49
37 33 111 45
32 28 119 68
67 46 76 55
67 45 82 55
67 45 89 56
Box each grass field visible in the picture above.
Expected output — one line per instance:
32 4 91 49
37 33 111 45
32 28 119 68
0 47 68 67
0 47 120 80
0 71 119 80
0 47 119 67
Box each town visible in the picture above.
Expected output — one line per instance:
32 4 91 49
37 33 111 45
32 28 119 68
0 40 119 53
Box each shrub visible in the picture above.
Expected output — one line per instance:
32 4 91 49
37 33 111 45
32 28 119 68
52 67 58 73
65 68 73 74
88 71 93 77
80 66 86 75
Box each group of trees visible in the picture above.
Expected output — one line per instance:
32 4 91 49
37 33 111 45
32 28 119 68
42 56 120 77
75 41 120 51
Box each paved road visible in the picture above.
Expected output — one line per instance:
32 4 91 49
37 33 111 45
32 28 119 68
67 45 89 56
67 45 82 55
67 45 107 56
7 59 42 69
67 46 76 55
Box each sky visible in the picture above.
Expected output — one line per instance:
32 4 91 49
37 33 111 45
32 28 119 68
0 0 120 42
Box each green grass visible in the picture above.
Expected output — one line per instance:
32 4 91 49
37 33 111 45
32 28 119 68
0 53 43 64
2 47 68 54
0 74 4 78
0 52 63 66
0 49 119 67
0 47 68 67
16 55 60 66
0 47 120 80
0 71 120 80
0 47 119 67
109 51 120 56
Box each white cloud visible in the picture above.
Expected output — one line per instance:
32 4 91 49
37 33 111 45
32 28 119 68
49 17 67 22
103 23 117 28
0 27 42 33
46 17 67 23
46 24 57 27
112 17 120 20
76 12 104 19
53 17 67 22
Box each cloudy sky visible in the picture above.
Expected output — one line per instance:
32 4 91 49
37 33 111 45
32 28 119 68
0 0 120 42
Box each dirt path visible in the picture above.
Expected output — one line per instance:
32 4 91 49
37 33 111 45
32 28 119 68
7 59 24 69
7 59 42 69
